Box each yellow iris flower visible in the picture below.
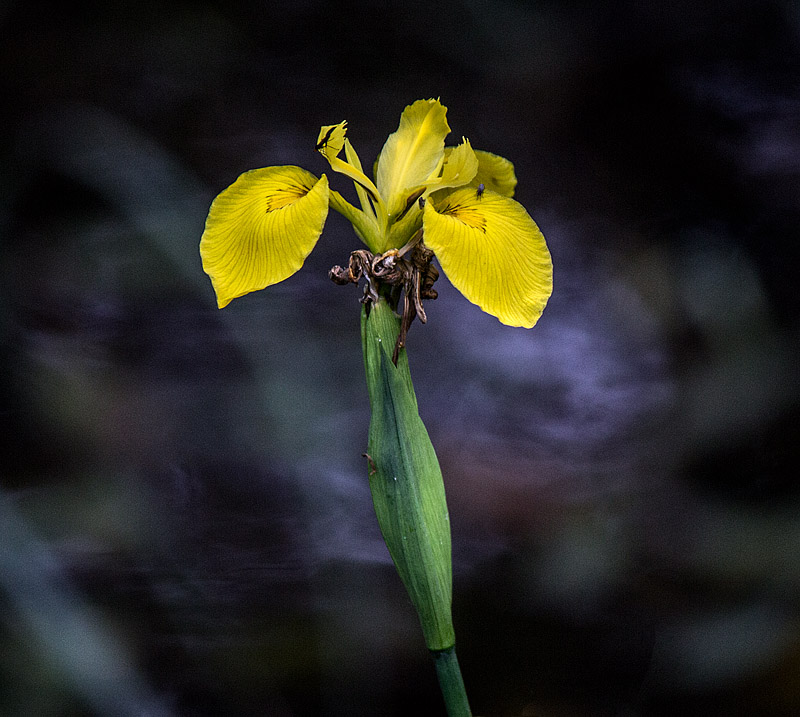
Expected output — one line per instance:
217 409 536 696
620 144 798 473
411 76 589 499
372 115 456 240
200 98 552 327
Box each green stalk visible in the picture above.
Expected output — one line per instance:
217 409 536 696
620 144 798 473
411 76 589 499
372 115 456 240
433 647 471 717
361 298 472 716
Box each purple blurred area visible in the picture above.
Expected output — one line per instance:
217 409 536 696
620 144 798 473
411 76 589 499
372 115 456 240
2 1 800 715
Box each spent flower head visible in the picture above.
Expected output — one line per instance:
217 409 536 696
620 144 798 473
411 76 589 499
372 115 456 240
200 98 552 327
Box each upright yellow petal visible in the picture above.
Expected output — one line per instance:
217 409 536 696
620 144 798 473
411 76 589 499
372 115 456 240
423 187 552 328
344 136 376 219
444 148 517 197
376 99 450 217
316 122 348 157
473 150 518 197
429 138 478 191
380 137 478 252
317 121 383 210
200 167 329 308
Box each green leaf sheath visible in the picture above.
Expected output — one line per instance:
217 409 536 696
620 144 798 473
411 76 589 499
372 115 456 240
361 299 455 651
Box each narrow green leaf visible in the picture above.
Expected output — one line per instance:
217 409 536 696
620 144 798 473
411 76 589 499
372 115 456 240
361 299 454 651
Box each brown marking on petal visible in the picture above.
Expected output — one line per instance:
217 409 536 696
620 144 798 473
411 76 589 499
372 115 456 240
354 179 380 203
393 188 426 223
265 183 310 212
439 197 488 233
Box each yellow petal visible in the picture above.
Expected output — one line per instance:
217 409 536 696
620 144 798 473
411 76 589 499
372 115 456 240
344 137 376 219
429 138 478 191
376 99 450 217
444 148 517 197
381 136 480 249
316 122 348 156
423 187 552 328
200 167 329 308
382 138 478 249
317 121 382 209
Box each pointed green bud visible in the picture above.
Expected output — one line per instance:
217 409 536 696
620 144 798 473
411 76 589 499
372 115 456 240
361 299 455 651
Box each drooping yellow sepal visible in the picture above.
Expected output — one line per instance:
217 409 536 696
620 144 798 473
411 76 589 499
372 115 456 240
200 166 329 308
376 99 451 218
423 187 552 328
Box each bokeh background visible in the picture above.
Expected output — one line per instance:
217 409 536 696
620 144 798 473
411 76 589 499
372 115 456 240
2 1 799 715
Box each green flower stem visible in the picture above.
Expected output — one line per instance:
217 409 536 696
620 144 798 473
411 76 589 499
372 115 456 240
433 647 472 717
361 298 471 714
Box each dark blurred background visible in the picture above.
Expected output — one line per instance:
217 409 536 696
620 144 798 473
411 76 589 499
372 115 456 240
2 1 799 715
